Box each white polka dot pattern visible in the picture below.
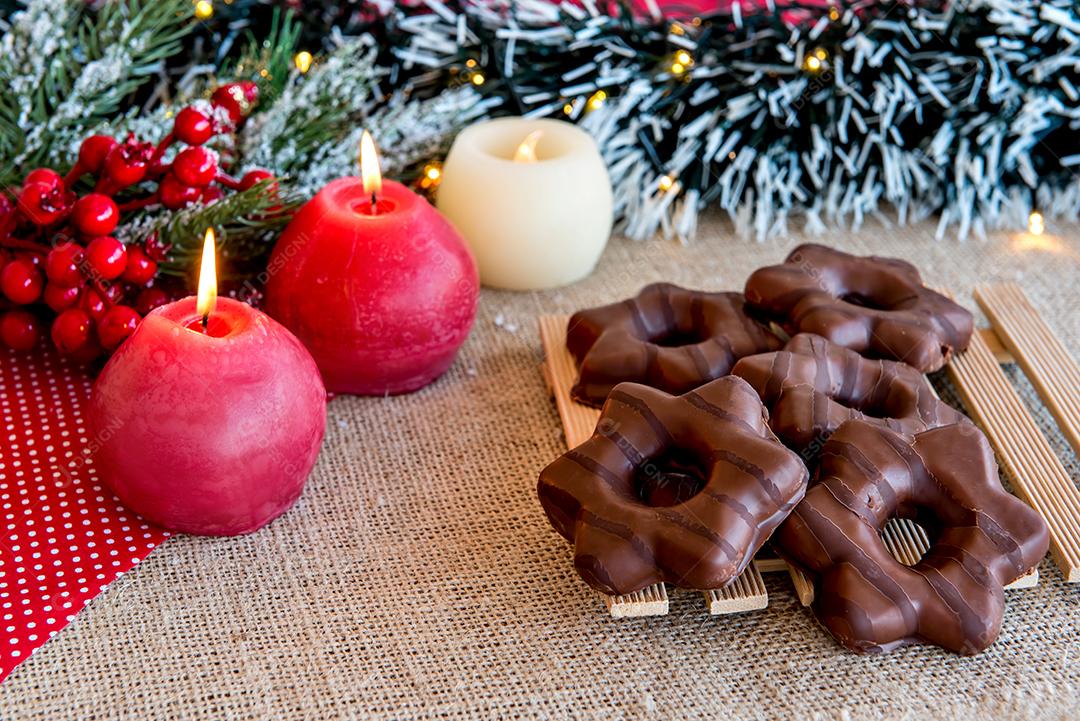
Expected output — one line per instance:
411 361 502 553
0 346 170 681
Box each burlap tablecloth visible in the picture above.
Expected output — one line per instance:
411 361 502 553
2 218 1079 720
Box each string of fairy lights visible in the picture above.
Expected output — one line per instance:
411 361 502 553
185 0 1073 240
192 0 315 74
376 0 1075 241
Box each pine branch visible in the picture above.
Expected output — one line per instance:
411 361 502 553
0 0 80 167
289 85 496 197
225 8 304 104
0 0 195 185
155 181 301 280
238 39 383 178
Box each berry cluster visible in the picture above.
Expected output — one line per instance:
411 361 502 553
0 82 273 362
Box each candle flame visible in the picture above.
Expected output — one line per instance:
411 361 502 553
513 130 543 163
1028 211 1045 236
360 130 382 200
197 228 217 324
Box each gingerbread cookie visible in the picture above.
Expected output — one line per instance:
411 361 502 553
537 375 808 596
774 420 1048 655
732 333 970 455
744 244 973 372
567 283 780 407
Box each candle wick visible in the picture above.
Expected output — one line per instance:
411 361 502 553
201 313 209 333
370 192 377 216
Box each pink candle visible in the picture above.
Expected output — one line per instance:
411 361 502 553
264 132 478 395
89 232 326 535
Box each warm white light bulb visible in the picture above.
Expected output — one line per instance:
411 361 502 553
513 131 544 164
294 51 313 74
1028 211 1045 236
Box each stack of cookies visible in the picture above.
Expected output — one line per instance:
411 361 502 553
537 244 1049 656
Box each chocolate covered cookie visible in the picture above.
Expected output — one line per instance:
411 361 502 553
567 283 780 407
774 420 1049 655
732 333 970 456
744 244 973 372
537 376 809 596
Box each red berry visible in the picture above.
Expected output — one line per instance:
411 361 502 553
121 245 157 285
105 282 124 304
143 231 170 262
211 81 258 123
84 236 127 280
159 173 201 209
24 168 62 190
0 309 40 351
239 169 275 191
79 287 109 322
103 138 153 188
173 146 218 187
1 258 43 304
45 243 85 286
135 287 170 315
18 182 73 226
200 185 224 204
78 135 118 175
97 305 141 350
50 308 92 354
43 282 82 312
174 106 215 145
71 194 119 236
70 336 103 365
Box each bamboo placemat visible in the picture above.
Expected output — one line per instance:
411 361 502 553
539 302 1065 616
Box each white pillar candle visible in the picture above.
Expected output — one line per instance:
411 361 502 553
437 117 613 291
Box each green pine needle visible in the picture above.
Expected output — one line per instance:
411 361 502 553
225 8 303 102
0 0 195 184
155 180 301 281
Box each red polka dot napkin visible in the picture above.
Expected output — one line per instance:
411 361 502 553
0 346 169 682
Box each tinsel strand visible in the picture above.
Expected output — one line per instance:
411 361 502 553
377 0 1080 241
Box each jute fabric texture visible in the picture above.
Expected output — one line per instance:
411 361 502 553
2 219 1078 720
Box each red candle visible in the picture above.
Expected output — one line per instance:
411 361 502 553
89 231 326 536
264 132 479 395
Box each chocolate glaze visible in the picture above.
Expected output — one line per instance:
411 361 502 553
732 333 970 456
744 244 973 372
537 376 809 596
567 283 780 407
774 420 1049 655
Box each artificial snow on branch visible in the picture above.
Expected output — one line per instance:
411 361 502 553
0 0 194 183
240 36 501 197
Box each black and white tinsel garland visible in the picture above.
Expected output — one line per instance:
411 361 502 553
372 0 1080 241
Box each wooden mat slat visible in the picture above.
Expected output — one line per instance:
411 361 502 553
946 323 1080 582
975 283 1080 458
603 584 669 618
539 315 768 616
703 566 769 614
978 326 1014 364
539 315 601 449
752 557 789 574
